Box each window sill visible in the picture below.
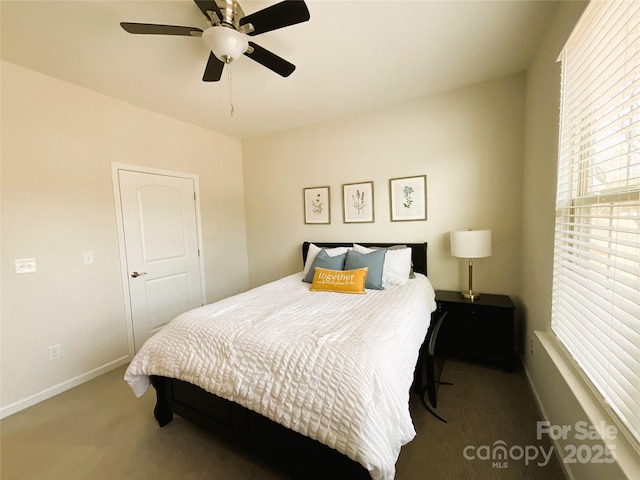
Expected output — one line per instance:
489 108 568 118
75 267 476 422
534 330 640 479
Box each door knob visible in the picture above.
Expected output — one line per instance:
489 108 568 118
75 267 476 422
130 271 148 278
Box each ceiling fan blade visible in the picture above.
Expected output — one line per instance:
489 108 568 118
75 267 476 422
240 0 310 36
202 52 225 82
120 23 203 36
193 0 223 24
245 42 295 77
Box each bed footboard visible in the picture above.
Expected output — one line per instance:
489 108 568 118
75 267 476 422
150 375 370 479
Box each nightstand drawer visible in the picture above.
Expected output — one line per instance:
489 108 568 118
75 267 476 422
435 290 515 371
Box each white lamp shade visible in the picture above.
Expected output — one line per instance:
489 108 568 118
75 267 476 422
202 26 248 62
450 230 492 258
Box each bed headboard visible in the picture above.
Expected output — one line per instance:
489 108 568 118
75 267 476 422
302 242 428 276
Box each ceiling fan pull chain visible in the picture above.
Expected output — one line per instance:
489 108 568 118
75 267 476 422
227 62 235 117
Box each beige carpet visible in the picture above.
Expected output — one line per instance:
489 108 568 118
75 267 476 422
1 358 566 479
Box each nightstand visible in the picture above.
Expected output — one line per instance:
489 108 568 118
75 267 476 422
435 290 516 371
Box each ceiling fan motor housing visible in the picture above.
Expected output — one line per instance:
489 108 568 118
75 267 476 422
214 0 245 28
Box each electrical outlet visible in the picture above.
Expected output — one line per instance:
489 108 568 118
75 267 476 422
15 258 37 274
530 338 535 356
49 344 62 360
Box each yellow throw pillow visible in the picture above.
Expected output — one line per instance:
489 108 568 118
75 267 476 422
310 267 368 294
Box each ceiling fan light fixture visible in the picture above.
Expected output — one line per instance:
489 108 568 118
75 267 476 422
202 26 248 63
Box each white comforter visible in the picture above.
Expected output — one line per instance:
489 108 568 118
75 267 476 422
125 272 436 480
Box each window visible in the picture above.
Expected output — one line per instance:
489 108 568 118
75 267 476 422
552 0 639 445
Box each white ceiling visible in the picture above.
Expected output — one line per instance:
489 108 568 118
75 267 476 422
1 0 559 139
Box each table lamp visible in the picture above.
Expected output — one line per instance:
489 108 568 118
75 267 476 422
450 229 492 301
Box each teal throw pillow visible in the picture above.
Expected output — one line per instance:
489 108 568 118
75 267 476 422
303 249 347 283
344 248 386 290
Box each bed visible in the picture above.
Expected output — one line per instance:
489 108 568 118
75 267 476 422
124 241 436 480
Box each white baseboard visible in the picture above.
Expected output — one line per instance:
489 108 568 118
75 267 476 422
520 347 575 480
0 355 130 419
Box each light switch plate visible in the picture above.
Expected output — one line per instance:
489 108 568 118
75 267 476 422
15 258 36 274
83 250 95 265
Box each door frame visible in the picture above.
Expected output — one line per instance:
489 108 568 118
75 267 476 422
111 162 207 356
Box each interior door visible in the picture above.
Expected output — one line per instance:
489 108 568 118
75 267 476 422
118 169 203 351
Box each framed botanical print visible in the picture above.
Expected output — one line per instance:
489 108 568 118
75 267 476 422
343 181 374 223
389 175 427 221
303 186 330 224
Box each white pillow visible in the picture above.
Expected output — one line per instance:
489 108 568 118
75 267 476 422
353 244 412 287
304 243 351 276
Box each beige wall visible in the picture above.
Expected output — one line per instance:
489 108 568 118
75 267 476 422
521 2 579 357
0 61 249 412
522 2 639 478
242 73 525 298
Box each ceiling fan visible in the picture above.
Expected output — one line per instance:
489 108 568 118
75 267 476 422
120 0 310 82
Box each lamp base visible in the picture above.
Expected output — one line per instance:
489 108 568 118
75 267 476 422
461 291 480 302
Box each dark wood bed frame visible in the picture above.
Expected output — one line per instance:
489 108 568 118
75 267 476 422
150 242 429 479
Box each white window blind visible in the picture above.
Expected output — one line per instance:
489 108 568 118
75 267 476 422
552 0 640 445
